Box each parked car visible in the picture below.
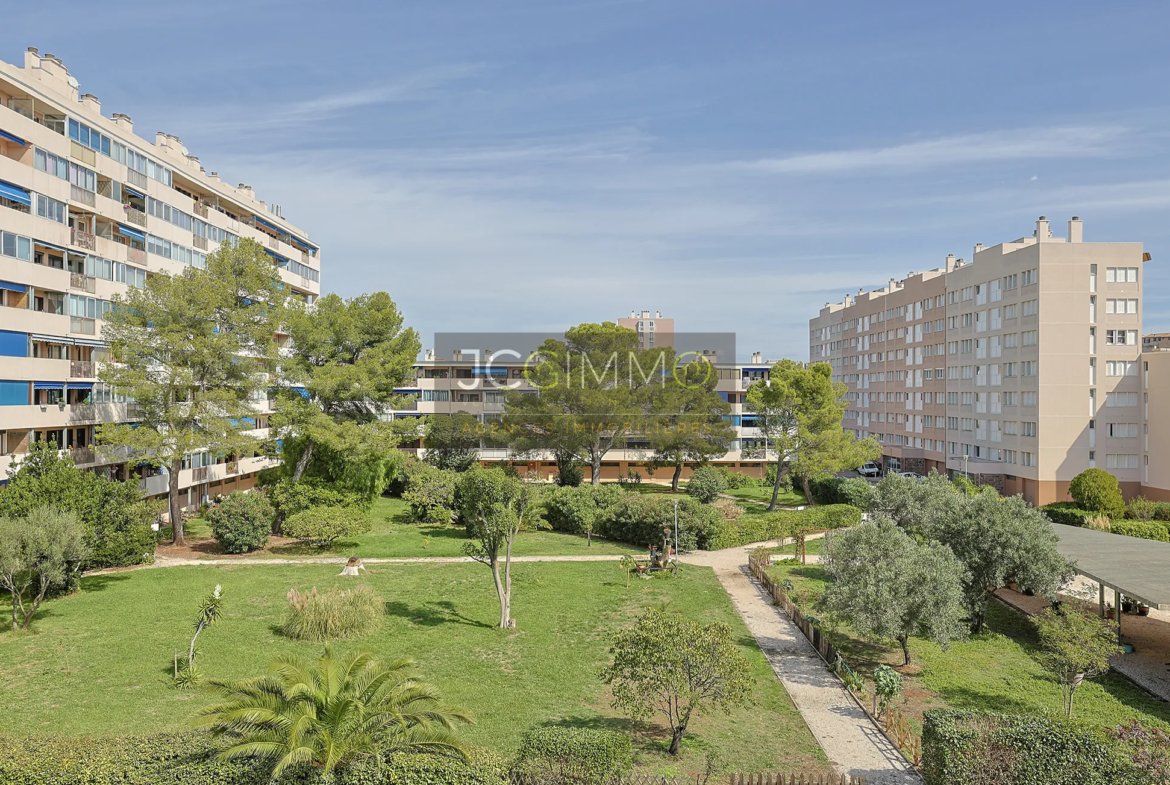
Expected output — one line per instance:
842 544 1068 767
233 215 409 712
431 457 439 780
858 462 881 478
897 471 925 482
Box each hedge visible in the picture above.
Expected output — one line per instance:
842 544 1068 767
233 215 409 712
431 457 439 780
544 484 626 535
1110 520 1170 542
921 709 1139 785
1040 502 1095 527
704 505 862 550
806 476 874 508
0 734 508 785
513 726 632 784
596 495 723 550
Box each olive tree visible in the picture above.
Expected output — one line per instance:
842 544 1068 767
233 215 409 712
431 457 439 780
1036 603 1123 718
0 506 88 630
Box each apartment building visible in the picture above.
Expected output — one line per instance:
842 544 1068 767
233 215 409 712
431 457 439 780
1143 349 1170 502
1144 333 1170 351
388 348 777 480
811 217 1148 507
616 310 674 351
0 47 322 508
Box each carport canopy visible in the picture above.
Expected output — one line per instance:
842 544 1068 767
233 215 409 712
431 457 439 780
1051 523 1170 611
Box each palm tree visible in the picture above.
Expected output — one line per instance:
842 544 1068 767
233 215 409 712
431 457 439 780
195 646 472 780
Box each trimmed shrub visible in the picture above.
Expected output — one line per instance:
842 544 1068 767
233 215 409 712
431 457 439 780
402 466 459 523
1069 468 1126 519
1111 520 1170 542
716 466 755 489
555 463 583 487
686 466 728 503
282 585 383 642
205 491 274 553
1041 502 1097 527
597 495 723 550
268 479 366 526
544 484 626 535
921 709 1138 785
0 733 507 785
806 476 874 508
704 504 862 550
513 727 632 784
283 506 371 547
1127 496 1170 522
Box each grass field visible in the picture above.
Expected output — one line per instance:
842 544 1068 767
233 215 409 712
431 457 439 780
0 562 827 776
164 497 644 559
765 559 1170 734
720 485 806 506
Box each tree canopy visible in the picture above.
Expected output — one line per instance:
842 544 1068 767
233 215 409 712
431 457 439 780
646 358 736 492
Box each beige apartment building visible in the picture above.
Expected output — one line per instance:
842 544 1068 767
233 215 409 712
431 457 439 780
811 217 1148 507
1143 349 1170 502
616 310 674 351
0 47 322 506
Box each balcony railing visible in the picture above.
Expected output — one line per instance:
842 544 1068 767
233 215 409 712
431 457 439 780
226 460 239 475
193 201 209 218
268 235 279 250
301 250 310 264
70 141 96 166
69 272 97 293
70 316 96 335
127 246 146 266
124 207 147 228
126 169 148 189
70 446 95 465
300 276 312 289
193 234 208 250
192 466 209 482
70 228 95 250
70 360 95 378
70 184 96 207
97 180 114 199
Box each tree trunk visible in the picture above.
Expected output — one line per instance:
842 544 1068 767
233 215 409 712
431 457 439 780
590 453 602 486
802 474 815 507
188 619 207 666
169 458 185 546
1067 673 1085 718
767 458 785 511
9 591 18 631
490 557 507 628
503 537 514 627
668 725 686 756
291 441 314 482
671 464 682 493
586 528 592 547
899 636 911 666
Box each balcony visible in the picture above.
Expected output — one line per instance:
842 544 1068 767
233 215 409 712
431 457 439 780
70 316 96 335
127 246 146 266
70 446 96 465
268 235 279 250
192 466 209 482
193 201 209 218
193 234 208 250
70 185 96 207
70 360 95 378
301 250 310 264
70 228 95 251
70 141 96 166
70 272 97 293
124 207 147 228
126 169 148 189
97 180 114 199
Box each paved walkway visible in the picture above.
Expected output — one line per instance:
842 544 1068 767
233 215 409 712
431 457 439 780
682 545 921 785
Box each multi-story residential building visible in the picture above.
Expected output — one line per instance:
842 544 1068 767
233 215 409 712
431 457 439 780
616 310 674 351
388 348 776 480
0 47 322 509
1142 348 1170 502
1144 333 1170 351
811 217 1148 507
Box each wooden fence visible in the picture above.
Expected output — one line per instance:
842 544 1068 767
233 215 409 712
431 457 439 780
511 775 861 785
748 553 840 665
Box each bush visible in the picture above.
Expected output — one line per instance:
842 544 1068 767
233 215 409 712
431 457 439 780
402 466 459 523
597 495 723 550
282 585 383 642
921 709 1139 785
763 463 789 491
1111 520 1170 542
513 727 633 784
544 484 626 535
283 506 371 547
555 463 583 487
1127 496 1170 522
712 497 743 522
805 476 873 508
717 466 755 489
1041 502 1097 527
205 492 274 553
703 504 862 550
686 466 728 503
0 733 508 785
268 479 366 526
1069 468 1126 519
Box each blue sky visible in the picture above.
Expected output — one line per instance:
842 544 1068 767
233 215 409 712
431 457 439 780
7 1 1170 360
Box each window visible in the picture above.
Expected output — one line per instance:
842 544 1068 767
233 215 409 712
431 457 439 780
1022 330 1038 346
1004 421 1018 435
1022 422 1037 437
422 389 449 402
1108 423 1138 438
69 162 97 192
990 307 1002 330
1105 330 1138 345
36 194 66 223
33 148 69 180
0 231 33 261
1003 391 1017 407
1022 269 1038 286
962 392 974 405
1004 362 1017 377
1022 300 1038 316
962 365 973 379
1106 267 1139 283
1021 361 1037 376
1021 452 1035 467
1107 392 1138 407
1004 333 1017 349
68 294 111 320
948 341 959 354
1106 454 1139 470
1022 392 1037 407
962 287 974 301
975 284 986 305
68 118 115 156
1004 304 1017 319
1105 298 1139 315
990 279 1002 302
1106 361 1138 377
1003 274 1018 290
961 313 973 328
948 291 958 305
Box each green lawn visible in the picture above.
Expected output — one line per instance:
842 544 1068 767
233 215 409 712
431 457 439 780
764 559 1170 734
721 485 806 506
166 497 644 559
0 562 827 776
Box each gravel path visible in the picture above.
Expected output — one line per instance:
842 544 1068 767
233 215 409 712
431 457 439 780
108 553 626 571
682 545 922 785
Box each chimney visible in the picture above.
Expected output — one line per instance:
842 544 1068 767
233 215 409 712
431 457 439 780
752 351 763 363
80 93 100 113
425 349 434 361
1068 216 1083 243
945 253 956 272
112 113 133 132
973 243 984 256
1035 216 1051 240
24 47 39 69
630 310 635 318
655 310 661 318
844 294 853 307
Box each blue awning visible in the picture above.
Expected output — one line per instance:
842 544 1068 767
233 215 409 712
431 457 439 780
35 239 68 253
117 224 146 241
0 130 26 146
33 381 64 391
393 388 420 394
123 187 146 199
0 180 31 207
67 382 93 391
473 367 509 375
265 250 289 266
254 216 282 234
291 386 309 399
0 280 26 294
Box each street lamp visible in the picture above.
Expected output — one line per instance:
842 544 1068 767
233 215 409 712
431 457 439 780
962 454 970 480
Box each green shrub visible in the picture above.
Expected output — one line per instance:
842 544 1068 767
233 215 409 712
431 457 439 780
597 495 722 550
0 733 507 785
1110 520 1170 542
1041 502 1097 527
283 506 371 547
268 479 366 526
805 476 874 508
1069 468 1126 519
703 505 862 550
402 466 459 523
544 484 626 535
513 726 633 784
281 585 384 642
716 466 755 489
555 463 583 487
205 491 274 553
686 466 728 503
921 709 1139 785
1126 496 1170 522
763 463 789 491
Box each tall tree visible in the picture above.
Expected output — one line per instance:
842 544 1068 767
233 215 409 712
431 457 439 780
0 506 89 630
820 517 968 665
1035 603 1122 718
504 323 663 485
271 291 421 491
646 359 736 492
98 239 284 545
746 360 874 510
457 465 546 628
422 411 485 472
